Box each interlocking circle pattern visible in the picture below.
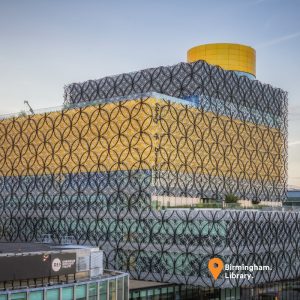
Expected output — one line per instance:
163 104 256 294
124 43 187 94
0 59 288 287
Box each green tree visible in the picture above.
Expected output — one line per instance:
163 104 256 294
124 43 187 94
225 193 238 203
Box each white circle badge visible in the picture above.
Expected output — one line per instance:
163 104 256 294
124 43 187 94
52 258 62 272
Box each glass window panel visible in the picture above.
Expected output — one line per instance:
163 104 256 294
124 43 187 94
29 291 43 300
89 283 97 300
130 291 139 300
124 277 128 300
99 281 107 300
117 278 123 300
140 290 146 298
62 287 73 300
0 295 7 300
11 293 26 300
76 285 86 300
46 289 59 300
109 279 116 300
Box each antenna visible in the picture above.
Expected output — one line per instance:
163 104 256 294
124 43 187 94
24 100 34 114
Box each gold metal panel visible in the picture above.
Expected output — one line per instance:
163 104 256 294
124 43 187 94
155 102 283 183
187 43 256 76
0 97 283 184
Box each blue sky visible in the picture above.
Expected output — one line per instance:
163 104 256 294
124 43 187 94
0 0 299 187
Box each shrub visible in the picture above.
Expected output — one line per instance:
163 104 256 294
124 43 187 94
252 198 261 205
225 193 238 203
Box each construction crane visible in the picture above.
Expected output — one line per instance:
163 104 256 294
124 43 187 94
24 101 34 114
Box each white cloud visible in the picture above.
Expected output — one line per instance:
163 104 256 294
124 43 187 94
257 32 300 48
289 141 300 146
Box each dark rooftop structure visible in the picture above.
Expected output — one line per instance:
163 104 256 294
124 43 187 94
0 242 90 254
0 243 128 300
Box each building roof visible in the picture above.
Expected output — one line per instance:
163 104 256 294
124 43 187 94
0 242 94 254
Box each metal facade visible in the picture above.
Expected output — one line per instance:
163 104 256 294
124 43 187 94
0 59 290 287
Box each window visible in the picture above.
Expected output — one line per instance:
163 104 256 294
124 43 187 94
76 285 86 300
46 289 59 300
88 283 97 300
10 294 27 300
109 279 116 300
29 291 43 300
124 277 128 300
99 281 107 300
62 287 73 300
117 278 123 300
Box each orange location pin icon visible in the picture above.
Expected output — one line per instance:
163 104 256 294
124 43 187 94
208 257 224 280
